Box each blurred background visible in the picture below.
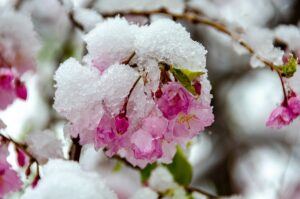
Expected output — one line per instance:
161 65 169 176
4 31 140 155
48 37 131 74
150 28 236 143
0 0 300 198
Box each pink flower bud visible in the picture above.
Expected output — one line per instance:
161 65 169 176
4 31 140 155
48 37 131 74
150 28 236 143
15 79 27 100
115 114 129 135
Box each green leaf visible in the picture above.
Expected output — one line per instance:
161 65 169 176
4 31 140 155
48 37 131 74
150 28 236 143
165 146 193 186
279 56 298 78
180 68 205 81
112 161 123 172
170 67 200 95
140 163 157 183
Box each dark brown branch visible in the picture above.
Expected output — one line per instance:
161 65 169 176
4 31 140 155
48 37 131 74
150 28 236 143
185 186 220 199
69 137 82 162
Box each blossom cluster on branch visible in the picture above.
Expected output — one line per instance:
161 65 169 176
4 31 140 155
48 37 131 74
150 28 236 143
0 0 299 198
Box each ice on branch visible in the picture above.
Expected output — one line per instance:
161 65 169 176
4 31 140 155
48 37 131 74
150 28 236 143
234 28 284 68
54 17 214 168
25 130 64 164
95 0 185 14
21 159 117 199
189 0 275 28
0 10 39 109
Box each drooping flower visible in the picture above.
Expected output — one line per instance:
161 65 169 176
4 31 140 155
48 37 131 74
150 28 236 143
266 94 300 129
266 106 294 129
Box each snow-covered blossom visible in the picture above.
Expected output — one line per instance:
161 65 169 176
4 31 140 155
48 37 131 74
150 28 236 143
0 10 39 110
21 159 117 199
149 167 176 193
0 141 22 198
25 130 64 164
54 17 214 168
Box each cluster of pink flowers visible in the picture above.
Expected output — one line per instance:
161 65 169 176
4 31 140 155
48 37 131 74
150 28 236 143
54 17 214 168
0 138 22 198
0 11 39 110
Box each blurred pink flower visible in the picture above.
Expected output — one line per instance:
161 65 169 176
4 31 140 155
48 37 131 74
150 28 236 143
0 145 22 198
0 68 27 110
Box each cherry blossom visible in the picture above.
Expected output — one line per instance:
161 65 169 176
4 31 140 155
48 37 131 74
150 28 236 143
267 93 300 129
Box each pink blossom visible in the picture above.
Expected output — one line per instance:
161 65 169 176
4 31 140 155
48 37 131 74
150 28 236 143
168 101 214 143
157 82 193 120
95 112 127 156
131 129 163 160
130 116 168 161
267 94 300 129
266 106 294 128
288 95 300 116
0 145 22 198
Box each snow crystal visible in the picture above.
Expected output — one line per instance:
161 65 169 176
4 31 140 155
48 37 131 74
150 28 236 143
149 166 176 192
83 17 137 72
54 58 103 130
135 19 207 72
26 130 64 164
98 64 139 115
21 159 117 199
131 188 158 199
